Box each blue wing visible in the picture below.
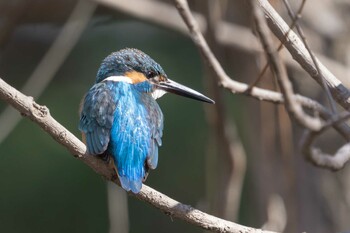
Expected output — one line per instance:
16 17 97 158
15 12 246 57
107 81 163 193
79 82 117 155
143 93 163 170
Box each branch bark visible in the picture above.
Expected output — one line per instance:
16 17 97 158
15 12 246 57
257 0 350 110
172 0 350 140
0 77 276 233
202 0 247 221
301 130 350 170
252 0 323 131
88 0 350 140
90 0 350 89
173 0 350 170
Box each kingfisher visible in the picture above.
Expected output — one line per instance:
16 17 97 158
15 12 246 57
79 48 214 193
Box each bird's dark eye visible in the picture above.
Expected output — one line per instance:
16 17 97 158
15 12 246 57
146 70 156 79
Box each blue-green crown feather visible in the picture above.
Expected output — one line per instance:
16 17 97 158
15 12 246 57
96 48 166 83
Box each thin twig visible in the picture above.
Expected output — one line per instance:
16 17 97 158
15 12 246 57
281 0 338 114
300 110 350 170
174 0 350 170
175 0 348 135
90 0 350 102
274 0 350 168
203 0 246 220
252 0 323 131
88 0 350 141
301 130 350 171
246 0 306 91
322 111 350 132
257 0 350 110
0 77 276 233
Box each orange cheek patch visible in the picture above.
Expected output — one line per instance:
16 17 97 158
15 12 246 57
125 71 147 84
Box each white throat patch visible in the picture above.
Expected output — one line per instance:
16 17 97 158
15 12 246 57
104 75 166 100
104 76 132 83
152 89 167 100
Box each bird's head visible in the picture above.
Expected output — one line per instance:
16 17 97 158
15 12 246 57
96 48 214 104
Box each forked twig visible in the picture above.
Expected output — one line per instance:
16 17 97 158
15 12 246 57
281 0 337 113
246 0 306 91
172 0 350 137
251 0 323 131
257 0 350 110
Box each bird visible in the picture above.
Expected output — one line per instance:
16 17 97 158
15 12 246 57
79 48 214 193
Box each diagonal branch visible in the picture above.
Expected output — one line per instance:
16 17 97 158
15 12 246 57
203 0 247 221
89 0 350 138
281 0 337 113
257 0 350 110
91 0 350 97
247 0 306 91
172 0 350 140
0 77 276 233
252 0 323 131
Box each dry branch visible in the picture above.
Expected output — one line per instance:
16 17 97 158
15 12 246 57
172 0 350 140
1 0 350 230
257 0 350 109
90 0 350 132
202 0 247 221
247 0 306 89
301 130 350 170
299 111 350 170
252 0 323 131
173 0 350 170
0 77 276 233
90 0 350 89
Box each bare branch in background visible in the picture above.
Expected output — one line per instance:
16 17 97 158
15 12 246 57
257 0 350 110
172 0 350 139
0 77 276 233
266 0 350 169
301 131 350 170
90 0 350 89
300 111 350 170
281 0 337 114
247 0 306 90
0 0 97 143
202 0 246 221
252 0 323 131
108 183 129 233
173 0 350 170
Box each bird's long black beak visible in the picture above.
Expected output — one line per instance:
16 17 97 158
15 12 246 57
156 79 215 104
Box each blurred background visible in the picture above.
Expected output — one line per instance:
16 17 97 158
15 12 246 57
0 0 350 233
